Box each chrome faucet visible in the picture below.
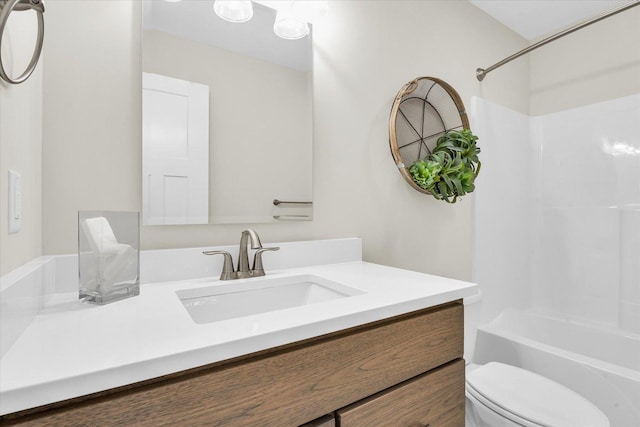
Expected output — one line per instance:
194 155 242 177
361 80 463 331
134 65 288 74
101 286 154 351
236 229 263 279
203 229 279 280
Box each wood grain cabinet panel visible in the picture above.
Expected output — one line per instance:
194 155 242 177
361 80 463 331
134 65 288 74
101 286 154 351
337 359 465 427
299 414 335 427
1 302 463 427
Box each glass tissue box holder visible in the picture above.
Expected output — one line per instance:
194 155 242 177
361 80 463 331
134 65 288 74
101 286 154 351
78 211 140 304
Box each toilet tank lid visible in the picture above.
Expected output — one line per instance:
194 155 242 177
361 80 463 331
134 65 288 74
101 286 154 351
466 362 609 427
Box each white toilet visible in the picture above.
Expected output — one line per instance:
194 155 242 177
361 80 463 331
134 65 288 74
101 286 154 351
463 294 610 427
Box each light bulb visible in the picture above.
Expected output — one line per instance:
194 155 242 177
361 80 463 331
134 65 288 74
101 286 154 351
273 9 309 40
213 0 254 23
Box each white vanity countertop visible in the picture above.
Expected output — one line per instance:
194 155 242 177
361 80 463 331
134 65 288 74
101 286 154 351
0 261 477 416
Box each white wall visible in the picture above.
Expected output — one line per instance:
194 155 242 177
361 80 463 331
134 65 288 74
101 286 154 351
41 1 141 257
530 6 640 115
311 1 529 280
0 10 43 275
38 0 529 282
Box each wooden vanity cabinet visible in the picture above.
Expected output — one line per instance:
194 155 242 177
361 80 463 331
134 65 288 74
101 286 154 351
1 301 464 427
301 360 464 427
337 360 464 426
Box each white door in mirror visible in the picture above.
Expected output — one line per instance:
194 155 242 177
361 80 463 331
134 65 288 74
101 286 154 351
8 170 21 234
142 73 209 225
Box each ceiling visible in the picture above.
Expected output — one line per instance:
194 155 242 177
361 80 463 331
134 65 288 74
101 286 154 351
142 1 633 69
143 0 311 71
468 0 631 40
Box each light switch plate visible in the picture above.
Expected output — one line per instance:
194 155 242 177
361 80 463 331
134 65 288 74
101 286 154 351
8 170 21 234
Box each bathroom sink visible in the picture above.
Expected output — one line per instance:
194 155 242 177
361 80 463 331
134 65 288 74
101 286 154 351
177 274 364 324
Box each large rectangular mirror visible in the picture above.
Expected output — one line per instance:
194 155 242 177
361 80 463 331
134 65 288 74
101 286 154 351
142 0 313 225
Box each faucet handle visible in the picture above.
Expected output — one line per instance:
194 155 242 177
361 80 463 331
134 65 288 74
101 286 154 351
252 247 280 277
203 250 236 280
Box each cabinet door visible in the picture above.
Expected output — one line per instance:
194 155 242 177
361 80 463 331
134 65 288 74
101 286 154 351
338 359 464 427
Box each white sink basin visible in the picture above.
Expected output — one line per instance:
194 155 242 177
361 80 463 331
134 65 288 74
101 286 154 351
177 274 364 324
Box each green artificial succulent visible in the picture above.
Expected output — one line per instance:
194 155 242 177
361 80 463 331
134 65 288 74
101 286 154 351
408 129 481 203
409 158 442 190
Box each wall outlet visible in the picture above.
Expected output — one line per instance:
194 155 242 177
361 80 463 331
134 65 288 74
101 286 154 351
8 170 22 234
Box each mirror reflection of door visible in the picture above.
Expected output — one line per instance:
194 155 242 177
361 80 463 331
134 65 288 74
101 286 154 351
142 72 209 225
142 0 313 225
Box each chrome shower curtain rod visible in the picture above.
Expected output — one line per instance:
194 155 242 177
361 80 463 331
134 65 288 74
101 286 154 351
476 0 640 81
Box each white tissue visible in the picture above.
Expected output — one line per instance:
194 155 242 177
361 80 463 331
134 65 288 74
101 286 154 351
81 217 137 291
82 217 118 252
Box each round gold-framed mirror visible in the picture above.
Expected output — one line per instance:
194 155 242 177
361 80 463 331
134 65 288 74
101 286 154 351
389 77 469 194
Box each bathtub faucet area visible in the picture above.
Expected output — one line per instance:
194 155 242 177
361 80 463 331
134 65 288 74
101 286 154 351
203 229 280 280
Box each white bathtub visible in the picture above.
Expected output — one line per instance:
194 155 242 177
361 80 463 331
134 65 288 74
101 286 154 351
473 310 640 427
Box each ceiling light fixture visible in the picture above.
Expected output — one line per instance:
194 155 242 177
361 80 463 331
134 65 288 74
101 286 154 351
273 8 309 40
213 0 254 23
213 1 327 40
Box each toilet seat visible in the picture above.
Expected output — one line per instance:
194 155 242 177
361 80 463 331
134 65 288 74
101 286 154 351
466 362 609 427
466 389 540 427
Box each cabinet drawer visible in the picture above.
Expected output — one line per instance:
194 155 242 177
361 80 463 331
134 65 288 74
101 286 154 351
338 359 465 427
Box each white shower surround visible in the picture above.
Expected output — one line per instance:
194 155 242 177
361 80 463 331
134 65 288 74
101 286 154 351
471 94 640 425
472 94 640 331
534 95 640 330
